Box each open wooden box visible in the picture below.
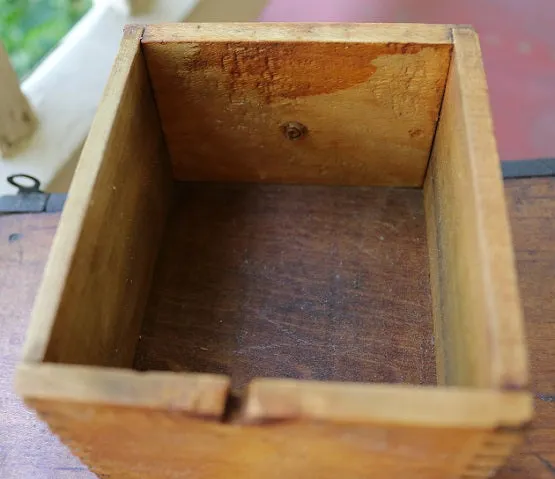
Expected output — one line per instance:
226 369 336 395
17 24 531 478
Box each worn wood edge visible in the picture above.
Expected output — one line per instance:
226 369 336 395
15 363 230 418
242 380 533 428
424 183 446 385
19 26 145 364
142 22 454 45
450 26 528 389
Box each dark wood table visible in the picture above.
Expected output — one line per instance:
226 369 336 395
0 174 553 478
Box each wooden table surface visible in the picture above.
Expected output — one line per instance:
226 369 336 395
0 176 553 478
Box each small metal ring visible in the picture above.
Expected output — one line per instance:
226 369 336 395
7 174 43 194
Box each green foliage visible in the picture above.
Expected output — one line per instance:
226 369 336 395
0 0 92 79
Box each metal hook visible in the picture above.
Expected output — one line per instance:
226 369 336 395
1 174 65 215
7 174 43 194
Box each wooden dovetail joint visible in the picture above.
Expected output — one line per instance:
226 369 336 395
0 42 38 158
461 429 523 478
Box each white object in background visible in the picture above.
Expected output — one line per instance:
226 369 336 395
96 0 154 16
0 42 38 158
0 0 200 195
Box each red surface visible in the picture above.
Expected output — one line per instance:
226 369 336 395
261 0 555 161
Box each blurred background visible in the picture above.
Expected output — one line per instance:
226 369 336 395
1 0 554 192
1 0 92 79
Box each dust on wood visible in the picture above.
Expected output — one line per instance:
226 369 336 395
133 183 435 393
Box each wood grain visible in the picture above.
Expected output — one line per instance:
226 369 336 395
19 26 173 368
4 22 539 478
1 176 553 478
243 379 531 428
133 183 435 391
0 213 93 479
142 23 452 186
504 178 555 394
497 177 555 478
25 396 506 479
142 22 454 45
16 363 229 418
423 27 528 389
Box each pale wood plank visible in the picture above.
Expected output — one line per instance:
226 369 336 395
20 366 531 478
142 23 452 186
16 363 229 417
424 27 528 389
243 379 532 428
0 41 37 157
20 26 173 367
142 22 454 45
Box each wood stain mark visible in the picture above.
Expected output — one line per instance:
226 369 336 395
409 128 424 138
181 42 430 104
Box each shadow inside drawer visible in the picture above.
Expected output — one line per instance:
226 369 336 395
133 183 435 393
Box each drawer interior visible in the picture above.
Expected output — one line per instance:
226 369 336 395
24 24 448 392
128 25 447 391
133 182 435 393
22 24 526 401
16 27 531 477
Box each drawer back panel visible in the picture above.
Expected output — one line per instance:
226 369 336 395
142 24 452 187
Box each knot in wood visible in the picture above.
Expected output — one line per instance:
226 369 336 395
282 122 307 141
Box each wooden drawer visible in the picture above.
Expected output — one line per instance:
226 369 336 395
16 23 531 478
